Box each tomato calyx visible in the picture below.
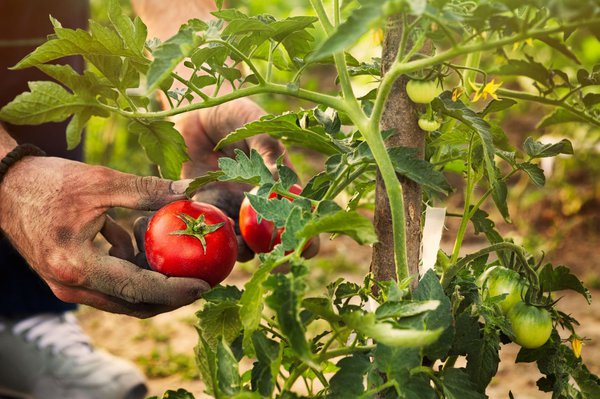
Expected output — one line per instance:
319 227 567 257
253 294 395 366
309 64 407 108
169 212 225 254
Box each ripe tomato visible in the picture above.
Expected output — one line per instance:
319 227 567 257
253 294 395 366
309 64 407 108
145 200 238 287
479 266 526 314
405 80 443 104
239 184 303 254
507 302 553 349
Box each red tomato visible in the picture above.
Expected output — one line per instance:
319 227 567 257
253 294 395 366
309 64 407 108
145 200 238 287
239 184 303 254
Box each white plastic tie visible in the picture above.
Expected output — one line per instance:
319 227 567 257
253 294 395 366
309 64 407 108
420 206 447 277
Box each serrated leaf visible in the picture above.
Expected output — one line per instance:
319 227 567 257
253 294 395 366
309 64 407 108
216 149 275 186
538 36 581 64
410 270 454 359
196 301 242 349
239 256 280 353
492 59 550 84
107 0 147 56
216 113 342 155
246 194 297 229
298 210 377 245
538 109 587 128
519 162 546 186
465 328 501 392
343 311 443 347
375 300 441 319
329 353 371 398
264 272 317 368
146 27 201 92
0 81 104 125
129 120 189 180
538 264 591 303
480 99 517 117
280 207 311 251
66 110 92 150
309 0 382 61
523 137 574 158
217 338 241 395
388 146 452 195
439 368 487 399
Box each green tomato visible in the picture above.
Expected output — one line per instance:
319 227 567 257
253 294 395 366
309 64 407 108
418 118 441 132
507 302 553 349
406 80 443 104
479 266 526 314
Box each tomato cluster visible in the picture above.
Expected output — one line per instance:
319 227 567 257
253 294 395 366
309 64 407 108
479 266 553 349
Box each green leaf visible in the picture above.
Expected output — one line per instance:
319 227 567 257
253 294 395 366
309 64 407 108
375 300 441 319
410 270 454 360
388 147 452 195
246 194 297 229
538 264 591 304
280 206 311 251
538 109 588 128
239 256 280 353
465 328 501 392
217 338 241 395
439 368 487 399
523 137 574 158
264 271 317 368
343 311 443 347
196 301 242 349
298 210 377 245
538 36 581 64
129 120 189 180
216 113 342 156
151 389 196 399
309 0 382 61
519 162 546 186
583 93 600 107
492 59 550 84
0 81 104 125
328 353 371 398
480 99 517 117
146 27 201 92
66 111 93 150
217 149 275 186
107 0 147 57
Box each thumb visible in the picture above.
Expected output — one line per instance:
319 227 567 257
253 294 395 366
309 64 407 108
106 170 192 210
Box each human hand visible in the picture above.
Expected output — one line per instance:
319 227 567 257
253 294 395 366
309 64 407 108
0 156 210 318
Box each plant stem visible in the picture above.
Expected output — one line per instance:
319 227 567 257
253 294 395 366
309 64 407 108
205 39 266 84
451 135 476 263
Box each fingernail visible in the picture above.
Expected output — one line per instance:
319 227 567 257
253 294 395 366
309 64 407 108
170 179 193 195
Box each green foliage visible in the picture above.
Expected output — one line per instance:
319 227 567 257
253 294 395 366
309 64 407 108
1 0 599 398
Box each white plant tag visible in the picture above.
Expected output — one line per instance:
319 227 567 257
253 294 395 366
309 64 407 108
421 206 447 277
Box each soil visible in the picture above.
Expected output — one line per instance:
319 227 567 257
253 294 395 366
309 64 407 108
78 207 600 399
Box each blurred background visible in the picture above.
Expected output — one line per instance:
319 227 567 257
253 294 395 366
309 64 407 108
79 1 600 398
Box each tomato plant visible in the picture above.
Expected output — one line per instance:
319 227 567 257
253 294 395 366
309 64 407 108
2 0 599 398
145 200 237 287
239 183 303 254
508 302 553 349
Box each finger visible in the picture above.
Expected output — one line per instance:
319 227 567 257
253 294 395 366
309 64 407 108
301 235 321 259
86 254 210 307
133 216 151 252
49 283 177 319
102 168 192 211
237 235 255 262
100 215 135 263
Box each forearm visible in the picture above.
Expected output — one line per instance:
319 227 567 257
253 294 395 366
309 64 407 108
130 0 217 42
0 124 17 159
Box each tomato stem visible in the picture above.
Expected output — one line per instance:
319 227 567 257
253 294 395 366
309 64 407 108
170 212 225 254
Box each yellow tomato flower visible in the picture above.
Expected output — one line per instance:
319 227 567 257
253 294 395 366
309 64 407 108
469 79 503 102
572 337 583 359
